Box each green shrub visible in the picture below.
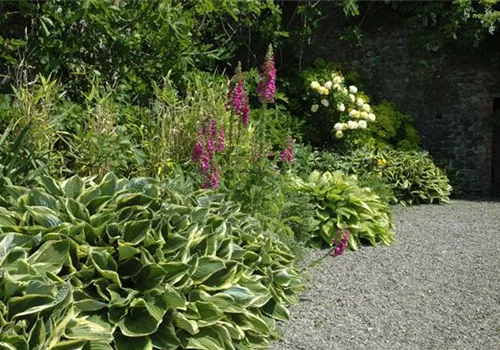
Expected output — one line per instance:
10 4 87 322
288 171 395 250
0 173 302 349
370 100 420 150
317 147 453 205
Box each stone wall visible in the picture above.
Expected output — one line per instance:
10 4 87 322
306 13 500 195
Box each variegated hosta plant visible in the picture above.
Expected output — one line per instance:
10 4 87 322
288 171 395 250
0 173 302 350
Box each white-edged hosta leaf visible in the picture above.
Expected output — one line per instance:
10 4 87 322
28 318 46 350
150 313 182 349
160 262 190 285
51 340 87 350
122 220 150 245
26 206 61 227
27 239 70 275
66 198 91 222
113 335 152 350
38 175 64 197
65 316 114 342
192 256 226 284
172 311 199 335
184 328 226 350
62 176 85 199
117 298 164 337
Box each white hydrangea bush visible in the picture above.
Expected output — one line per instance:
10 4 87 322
309 72 377 140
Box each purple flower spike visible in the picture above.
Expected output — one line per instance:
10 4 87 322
331 227 350 257
257 45 276 104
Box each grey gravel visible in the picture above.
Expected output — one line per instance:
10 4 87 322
270 200 500 350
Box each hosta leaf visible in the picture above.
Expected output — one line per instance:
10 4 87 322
273 269 292 287
117 244 140 262
114 335 152 350
224 285 255 307
200 262 239 291
51 340 87 350
190 207 209 224
192 256 226 284
11 282 71 319
38 176 64 197
172 311 199 335
132 264 167 291
27 239 70 275
4 185 30 200
116 193 153 209
263 299 290 321
90 251 120 286
27 206 62 227
161 262 190 285
150 314 182 349
163 284 187 309
63 175 85 199
0 336 29 350
74 299 107 312
122 220 150 245
82 342 114 350
117 298 164 337
28 318 46 350
233 312 270 334
66 198 91 222
65 317 114 342
184 328 226 350
77 187 102 206
28 190 57 208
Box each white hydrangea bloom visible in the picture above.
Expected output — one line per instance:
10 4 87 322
334 122 344 131
321 99 329 107
310 81 320 90
349 94 356 102
368 113 376 121
342 122 348 130
311 104 319 113
349 109 360 118
360 111 368 119
356 97 364 107
333 83 341 90
349 85 358 94
325 81 333 89
347 120 358 129
358 120 367 129
333 76 343 85
335 130 344 139
337 103 345 112
362 103 371 112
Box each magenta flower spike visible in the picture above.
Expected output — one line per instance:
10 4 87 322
257 44 276 104
331 227 350 257
226 62 250 127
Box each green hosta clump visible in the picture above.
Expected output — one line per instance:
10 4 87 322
334 147 453 205
288 171 394 250
0 173 302 350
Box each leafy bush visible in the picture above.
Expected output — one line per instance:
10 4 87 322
315 147 453 205
0 173 302 349
370 100 420 150
288 171 394 250
0 0 283 102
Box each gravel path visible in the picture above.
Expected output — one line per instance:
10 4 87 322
270 200 500 350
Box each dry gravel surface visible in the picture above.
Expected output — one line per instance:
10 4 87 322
270 200 500 350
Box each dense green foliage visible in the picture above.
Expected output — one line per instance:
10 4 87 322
0 0 283 102
0 1 464 348
305 147 452 205
289 171 394 249
0 173 302 349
